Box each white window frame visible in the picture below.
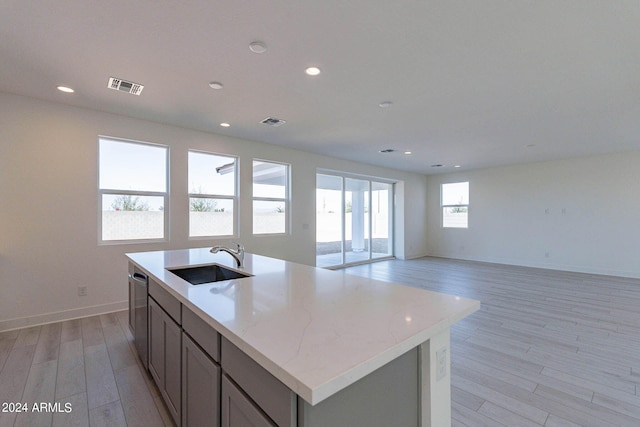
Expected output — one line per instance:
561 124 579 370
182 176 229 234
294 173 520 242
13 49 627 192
98 136 169 244
188 150 238 239
252 159 291 235
441 181 469 229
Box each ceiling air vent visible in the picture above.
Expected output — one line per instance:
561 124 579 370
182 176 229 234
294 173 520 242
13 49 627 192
379 149 396 153
107 77 144 95
261 117 286 127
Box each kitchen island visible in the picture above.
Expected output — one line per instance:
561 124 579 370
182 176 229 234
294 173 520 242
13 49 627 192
127 248 480 427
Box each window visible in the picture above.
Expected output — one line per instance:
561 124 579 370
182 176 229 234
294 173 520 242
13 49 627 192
99 137 168 242
253 160 289 234
188 151 237 237
442 182 469 228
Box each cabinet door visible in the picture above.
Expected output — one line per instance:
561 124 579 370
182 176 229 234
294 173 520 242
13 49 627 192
148 297 165 387
164 315 182 424
221 375 275 427
148 297 182 426
182 333 221 427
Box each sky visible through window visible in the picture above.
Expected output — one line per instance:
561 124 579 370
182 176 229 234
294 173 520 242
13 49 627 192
442 182 469 205
99 139 167 211
188 151 235 196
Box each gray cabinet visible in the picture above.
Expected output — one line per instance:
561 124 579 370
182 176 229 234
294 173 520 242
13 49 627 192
149 296 182 426
182 332 221 427
222 375 275 427
221 337 296 427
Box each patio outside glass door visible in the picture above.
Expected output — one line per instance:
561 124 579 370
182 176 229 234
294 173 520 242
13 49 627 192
316 173 393 268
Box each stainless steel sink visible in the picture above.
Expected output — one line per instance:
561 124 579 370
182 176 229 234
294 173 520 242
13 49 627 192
168 264 252 285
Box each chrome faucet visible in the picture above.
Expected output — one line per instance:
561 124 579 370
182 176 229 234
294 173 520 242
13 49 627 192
210 243 245 268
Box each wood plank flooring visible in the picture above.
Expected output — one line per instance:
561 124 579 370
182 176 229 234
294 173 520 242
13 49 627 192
1 257 639 426
344 257 640 427
0 311 171 427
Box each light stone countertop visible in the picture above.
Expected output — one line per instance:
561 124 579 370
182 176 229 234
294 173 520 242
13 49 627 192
126 248 480 405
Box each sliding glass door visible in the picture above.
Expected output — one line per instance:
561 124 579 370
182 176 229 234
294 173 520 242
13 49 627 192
316 174 343 267
316 173 393 268
371 181 393 259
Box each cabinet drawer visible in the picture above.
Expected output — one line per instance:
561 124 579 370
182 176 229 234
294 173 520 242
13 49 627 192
183 305 220 362
221 337 295 427
149 278 181 324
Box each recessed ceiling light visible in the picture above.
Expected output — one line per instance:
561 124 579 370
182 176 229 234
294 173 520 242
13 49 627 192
220 122 230 127
379 101 393 108
249 41 267 54
209 81 223 90
454 165 461 168
404 151 412 155
57 86 74 93
305 66 321 76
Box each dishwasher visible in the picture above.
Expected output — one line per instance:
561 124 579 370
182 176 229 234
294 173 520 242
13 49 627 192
129 267 149 369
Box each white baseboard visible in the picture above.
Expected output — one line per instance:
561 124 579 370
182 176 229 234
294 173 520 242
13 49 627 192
402 252 429 260
0 301 128 333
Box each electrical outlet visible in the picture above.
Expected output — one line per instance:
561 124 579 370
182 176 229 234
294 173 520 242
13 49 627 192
436 347 447 381
78 286 87 297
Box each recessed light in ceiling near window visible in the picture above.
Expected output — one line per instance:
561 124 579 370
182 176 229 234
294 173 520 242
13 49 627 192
220 122 230 127
379 101 393 108
305 66 321 76
249 41 267 54
57 86 74 93
209 81 223 90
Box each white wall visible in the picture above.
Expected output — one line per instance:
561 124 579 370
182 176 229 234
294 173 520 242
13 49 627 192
426 152 640 278
0 92 428 330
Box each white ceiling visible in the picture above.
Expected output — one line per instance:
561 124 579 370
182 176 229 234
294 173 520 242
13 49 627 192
2 0 639 174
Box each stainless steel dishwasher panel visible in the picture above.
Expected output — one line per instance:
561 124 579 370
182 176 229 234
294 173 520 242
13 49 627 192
129 268 149 370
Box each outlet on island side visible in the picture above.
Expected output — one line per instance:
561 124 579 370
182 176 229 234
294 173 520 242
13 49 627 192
77 286 87 297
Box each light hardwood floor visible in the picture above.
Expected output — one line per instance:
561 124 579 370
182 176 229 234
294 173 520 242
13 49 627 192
0 310 172 427
1 257 639 426
345 257 640 427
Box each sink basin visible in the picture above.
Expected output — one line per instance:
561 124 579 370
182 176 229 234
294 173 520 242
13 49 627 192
168 264 252 285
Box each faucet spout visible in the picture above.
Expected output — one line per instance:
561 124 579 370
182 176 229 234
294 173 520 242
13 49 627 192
210 243 245 268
